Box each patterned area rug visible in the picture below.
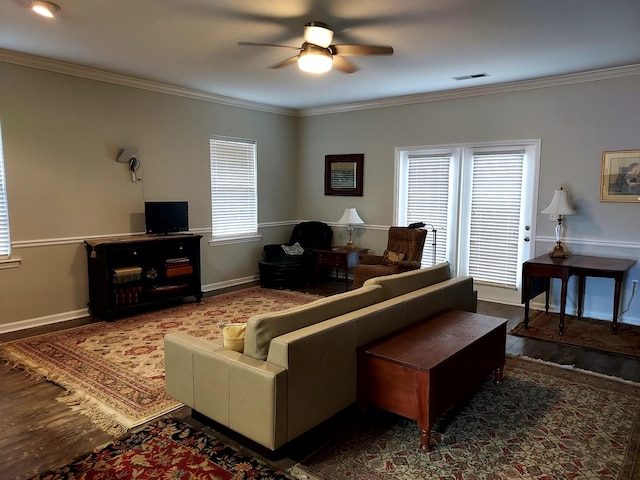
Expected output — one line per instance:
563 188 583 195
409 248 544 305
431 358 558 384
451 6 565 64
0 287 317 436
32 417 293 480
293 357 640 480
510 310 640 358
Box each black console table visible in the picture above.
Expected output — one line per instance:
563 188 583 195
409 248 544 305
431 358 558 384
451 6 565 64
84 234 202 319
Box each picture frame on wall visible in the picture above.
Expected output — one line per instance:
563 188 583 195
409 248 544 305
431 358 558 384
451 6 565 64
600 150 640 202
324 154 364 196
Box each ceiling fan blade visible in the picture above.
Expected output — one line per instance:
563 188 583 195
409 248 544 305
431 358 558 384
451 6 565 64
238 41 300 50
332 44 394 56
332 55 360 74
270 55 299 69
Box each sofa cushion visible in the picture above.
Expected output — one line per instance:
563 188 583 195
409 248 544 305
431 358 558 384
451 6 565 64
243 284 384 360
363 261 452 299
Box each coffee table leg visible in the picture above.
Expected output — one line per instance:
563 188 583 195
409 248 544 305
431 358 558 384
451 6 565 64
494 366 504 385
419 427 430 451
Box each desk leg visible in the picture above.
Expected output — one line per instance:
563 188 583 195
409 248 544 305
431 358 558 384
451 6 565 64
612 276 623 335
577 275 585 320
524 274 531 328
544 278 550 313
559 278 568 336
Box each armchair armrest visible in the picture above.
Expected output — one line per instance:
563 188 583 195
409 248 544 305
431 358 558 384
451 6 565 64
397 260 421 269
359 254 385 265
263 243 286 258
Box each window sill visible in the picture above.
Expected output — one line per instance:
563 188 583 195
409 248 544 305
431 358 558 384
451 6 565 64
0 257 22 270
208 234 262 247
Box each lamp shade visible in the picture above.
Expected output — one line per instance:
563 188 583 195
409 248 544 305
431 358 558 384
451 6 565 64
541 189 576 216
298 45 333 73
337 208 364 225
304 22 334 48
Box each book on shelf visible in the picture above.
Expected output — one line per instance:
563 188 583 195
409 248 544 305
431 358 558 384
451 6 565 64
112 266 142 284
166 264 193 277
165 257 190 265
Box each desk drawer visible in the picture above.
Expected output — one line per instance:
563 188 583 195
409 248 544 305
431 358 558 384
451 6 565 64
316 251 343 268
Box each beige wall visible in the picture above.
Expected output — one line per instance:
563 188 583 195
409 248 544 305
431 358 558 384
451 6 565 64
0 62 298 328
1 61 639 329
297 75 640 323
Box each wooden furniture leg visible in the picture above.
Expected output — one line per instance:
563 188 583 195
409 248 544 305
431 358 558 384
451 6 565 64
544 278 550 313
577 275 585 320
524 274 531 328
559 276 569 336
612 275 624 334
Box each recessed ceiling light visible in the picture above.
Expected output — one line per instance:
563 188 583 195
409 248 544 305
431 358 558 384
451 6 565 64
31 1 60 18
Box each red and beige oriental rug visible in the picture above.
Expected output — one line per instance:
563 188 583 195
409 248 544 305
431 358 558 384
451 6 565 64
0 287 317 436
32 357 640 480
33 417 293 480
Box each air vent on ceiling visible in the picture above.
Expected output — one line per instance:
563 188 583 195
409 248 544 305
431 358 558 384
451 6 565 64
453 73 489 81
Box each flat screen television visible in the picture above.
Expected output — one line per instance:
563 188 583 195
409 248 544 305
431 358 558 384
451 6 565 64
144 201 189 235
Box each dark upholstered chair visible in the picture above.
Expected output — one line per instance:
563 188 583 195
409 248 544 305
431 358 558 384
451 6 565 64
352 226 427 289
259 221 333 289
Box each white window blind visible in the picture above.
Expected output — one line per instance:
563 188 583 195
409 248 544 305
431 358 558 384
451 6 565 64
467 151 524 287
406 153 450 266
209 136 257 239
0 120 10 257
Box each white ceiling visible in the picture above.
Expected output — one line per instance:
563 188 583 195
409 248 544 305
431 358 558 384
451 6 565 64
2 0 640 110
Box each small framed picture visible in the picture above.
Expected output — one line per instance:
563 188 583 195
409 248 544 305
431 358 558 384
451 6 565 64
324 154 364 196
600 150 640 202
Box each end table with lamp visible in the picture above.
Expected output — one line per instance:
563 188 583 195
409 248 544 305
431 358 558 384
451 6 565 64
315 247 369 290
316 208 367 289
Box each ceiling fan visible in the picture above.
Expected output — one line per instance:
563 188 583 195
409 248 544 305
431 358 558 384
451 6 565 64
238 22 393 74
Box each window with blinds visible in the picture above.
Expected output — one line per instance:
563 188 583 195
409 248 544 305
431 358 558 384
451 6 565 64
467 151 524 288
0 121 10 258
406 153 451 266
396 141 538 296
209 136 257 240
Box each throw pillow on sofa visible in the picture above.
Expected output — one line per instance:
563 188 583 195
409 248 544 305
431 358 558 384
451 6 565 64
221 323 246 352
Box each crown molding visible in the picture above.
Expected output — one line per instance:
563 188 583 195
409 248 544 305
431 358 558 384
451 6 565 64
0 48 296 116
2 48 638 119
298 64 640 117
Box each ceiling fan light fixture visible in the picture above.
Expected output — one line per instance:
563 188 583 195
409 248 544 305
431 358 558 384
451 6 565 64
298 45 333 74
31 0 60 18
304 22 334 48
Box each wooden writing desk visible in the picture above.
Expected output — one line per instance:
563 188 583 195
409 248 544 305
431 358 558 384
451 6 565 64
522 254 636 335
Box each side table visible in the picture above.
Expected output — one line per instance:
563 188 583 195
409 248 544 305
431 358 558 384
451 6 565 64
315 247 368 290
522 254 636 335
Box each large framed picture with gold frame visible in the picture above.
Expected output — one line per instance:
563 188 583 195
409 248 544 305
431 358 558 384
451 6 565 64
600 149 640 202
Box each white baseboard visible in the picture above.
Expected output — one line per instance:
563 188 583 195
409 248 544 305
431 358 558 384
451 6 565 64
0 275 260 335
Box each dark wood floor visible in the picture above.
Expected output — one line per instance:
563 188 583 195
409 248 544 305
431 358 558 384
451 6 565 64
1 279 639 479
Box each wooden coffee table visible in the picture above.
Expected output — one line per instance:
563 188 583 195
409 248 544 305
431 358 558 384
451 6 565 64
357 310 507 451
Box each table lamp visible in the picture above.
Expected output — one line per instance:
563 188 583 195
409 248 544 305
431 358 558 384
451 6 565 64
337 208 364 249
541 187 576 258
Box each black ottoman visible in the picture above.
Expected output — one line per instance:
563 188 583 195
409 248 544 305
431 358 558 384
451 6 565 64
259 257 307 289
